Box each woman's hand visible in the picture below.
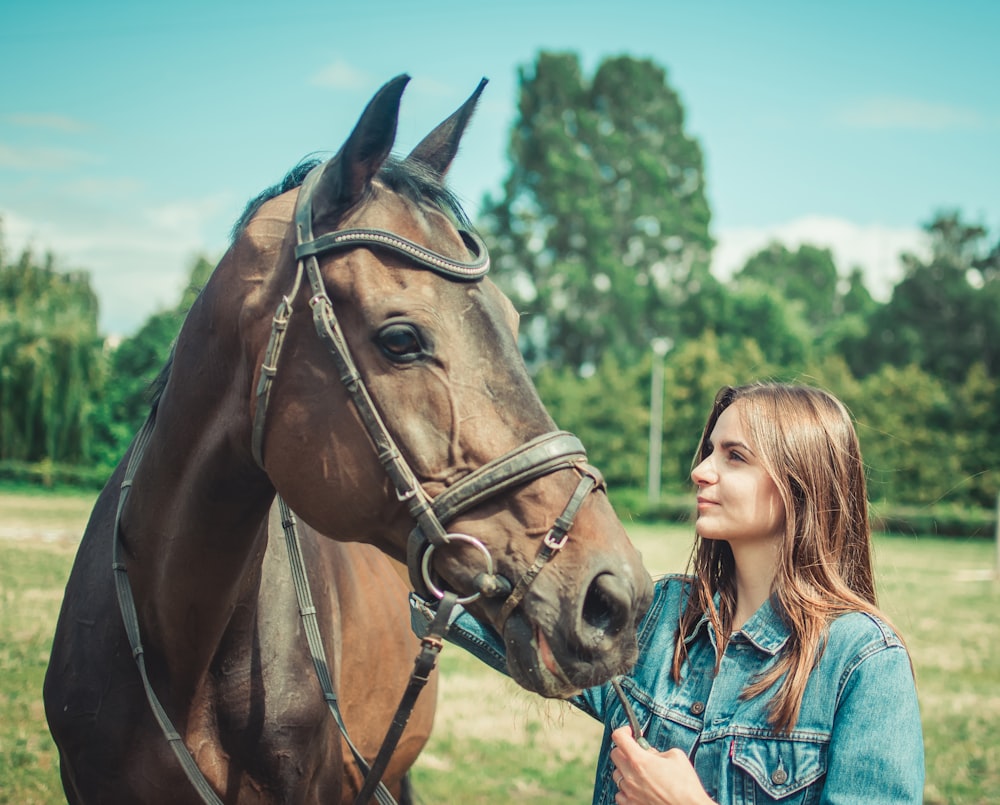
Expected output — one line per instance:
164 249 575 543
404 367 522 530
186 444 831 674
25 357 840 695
609 726 717 805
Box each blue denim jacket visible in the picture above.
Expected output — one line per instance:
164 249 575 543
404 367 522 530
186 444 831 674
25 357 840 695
411 575 924 804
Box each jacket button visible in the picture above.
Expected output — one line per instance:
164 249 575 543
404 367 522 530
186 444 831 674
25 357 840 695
689 701 705 715
771 768 788 785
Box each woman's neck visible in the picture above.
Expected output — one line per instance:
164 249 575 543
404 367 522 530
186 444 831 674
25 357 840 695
729 538 779 631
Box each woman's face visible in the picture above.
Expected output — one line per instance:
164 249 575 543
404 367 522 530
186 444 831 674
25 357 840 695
691 403 786 547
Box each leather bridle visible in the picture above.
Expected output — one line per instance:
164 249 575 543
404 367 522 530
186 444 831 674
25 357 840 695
253 161 608 803
252 160 606 615
112 159 607 805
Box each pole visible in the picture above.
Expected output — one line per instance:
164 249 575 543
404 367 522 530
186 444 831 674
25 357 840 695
646 338 672 506
647 353 664 506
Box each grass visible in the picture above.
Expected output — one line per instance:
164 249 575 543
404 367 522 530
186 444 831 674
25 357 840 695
1 492 997 803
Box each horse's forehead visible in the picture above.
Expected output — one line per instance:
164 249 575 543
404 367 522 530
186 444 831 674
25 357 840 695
345 186 468 260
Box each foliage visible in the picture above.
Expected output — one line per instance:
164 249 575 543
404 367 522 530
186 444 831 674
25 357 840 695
0 241 106 466
534 353 648 487
853 211 1000 382
734 242 840 331
484 51 713 370
89 256 214 466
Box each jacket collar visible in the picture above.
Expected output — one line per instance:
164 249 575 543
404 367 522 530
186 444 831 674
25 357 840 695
685 594 791 656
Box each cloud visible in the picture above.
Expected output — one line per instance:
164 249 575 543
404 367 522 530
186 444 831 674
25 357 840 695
835 97 985 130
712 216 931 300
0 142 99 171
144 194 233 235
5 113 92 133
310 59 373 91
1 194 235 337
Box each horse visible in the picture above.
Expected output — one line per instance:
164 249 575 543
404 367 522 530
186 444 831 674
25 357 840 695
44 74 654 804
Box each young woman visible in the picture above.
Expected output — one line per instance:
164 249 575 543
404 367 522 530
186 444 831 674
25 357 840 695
412 382 924 804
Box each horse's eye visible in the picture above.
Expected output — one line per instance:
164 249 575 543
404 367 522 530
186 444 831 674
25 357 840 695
377 322 427 362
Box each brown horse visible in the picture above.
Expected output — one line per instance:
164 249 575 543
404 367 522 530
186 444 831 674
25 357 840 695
44 75 653 804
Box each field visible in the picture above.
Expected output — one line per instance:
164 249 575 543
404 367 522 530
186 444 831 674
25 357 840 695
1 490 997 803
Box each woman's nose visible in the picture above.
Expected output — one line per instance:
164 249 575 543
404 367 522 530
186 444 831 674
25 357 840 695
691 456 715 486
691 458 709 486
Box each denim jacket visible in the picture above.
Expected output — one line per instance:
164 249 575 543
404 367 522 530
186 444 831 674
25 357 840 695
411 575 924 804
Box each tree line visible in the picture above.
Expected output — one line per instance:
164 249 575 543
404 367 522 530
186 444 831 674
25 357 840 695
1 51 997 523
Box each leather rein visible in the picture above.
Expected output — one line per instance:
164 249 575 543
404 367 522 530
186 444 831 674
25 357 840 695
112 161 605 805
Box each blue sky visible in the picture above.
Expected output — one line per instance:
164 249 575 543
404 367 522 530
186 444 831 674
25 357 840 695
2 0 998 336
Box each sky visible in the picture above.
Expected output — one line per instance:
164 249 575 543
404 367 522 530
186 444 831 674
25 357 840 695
2 0 998 337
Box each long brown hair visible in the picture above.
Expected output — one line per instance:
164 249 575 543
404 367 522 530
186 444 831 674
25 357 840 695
671 382 894 733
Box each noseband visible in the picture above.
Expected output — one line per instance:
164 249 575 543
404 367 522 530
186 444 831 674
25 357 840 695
252 162 605 613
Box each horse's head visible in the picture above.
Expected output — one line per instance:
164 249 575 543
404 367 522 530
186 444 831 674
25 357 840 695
242 75 653 697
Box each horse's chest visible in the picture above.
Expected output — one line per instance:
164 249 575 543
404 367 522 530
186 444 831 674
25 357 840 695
211 632 335 757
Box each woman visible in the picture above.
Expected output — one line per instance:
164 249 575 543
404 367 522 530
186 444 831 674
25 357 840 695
412 382 924 803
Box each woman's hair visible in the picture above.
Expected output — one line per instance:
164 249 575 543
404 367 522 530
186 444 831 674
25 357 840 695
671 382 892 733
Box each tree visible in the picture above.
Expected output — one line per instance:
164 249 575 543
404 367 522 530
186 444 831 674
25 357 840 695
660 332 779 491
483 51 714 370
90 255 215 465
0 237 106 465
854 211 999 382
952 363 1000 507
534 354 648 488
850 363 963 505
734 242 840 331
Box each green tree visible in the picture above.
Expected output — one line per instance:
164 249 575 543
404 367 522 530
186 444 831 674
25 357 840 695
734 242 840 331
660 333 779 491
0 238 106 464
91 256 214 465
714 281 814 370
851 363 963 505
534 353 648 487
952 363 1000 507
483 51 714 370
854 211 999 382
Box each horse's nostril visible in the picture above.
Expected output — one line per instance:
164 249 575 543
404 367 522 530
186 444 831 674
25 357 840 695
582 572 628 637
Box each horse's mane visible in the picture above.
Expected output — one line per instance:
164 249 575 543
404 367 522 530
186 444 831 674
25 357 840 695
149 156 474 414
230 155 473 242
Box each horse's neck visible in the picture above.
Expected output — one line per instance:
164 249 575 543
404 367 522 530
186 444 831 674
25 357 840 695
122 348 274 697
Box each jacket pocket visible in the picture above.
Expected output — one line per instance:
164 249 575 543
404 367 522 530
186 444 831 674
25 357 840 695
730 735 827 803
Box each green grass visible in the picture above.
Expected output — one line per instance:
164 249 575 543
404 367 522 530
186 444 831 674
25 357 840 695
1 493 997 803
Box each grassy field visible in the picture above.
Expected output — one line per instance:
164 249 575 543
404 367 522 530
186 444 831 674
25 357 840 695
1 491 997 803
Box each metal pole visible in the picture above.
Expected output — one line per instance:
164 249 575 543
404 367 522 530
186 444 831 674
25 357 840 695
647 353 664 506
646 338 672 506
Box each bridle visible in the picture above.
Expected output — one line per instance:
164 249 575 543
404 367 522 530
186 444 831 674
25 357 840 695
252 160 605 617
112 160 607 805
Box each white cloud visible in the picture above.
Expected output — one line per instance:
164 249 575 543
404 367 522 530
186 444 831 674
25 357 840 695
0 142 99 171
1 195 234 337
712 216 930 300
144 194 233 234
5 113 92 133
835 97 985 130
310 59 373 91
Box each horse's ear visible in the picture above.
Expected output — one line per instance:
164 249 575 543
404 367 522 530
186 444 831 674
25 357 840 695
312 74 410 222
406 78 488 179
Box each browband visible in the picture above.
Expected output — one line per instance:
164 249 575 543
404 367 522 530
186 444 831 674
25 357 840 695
295 227 490 281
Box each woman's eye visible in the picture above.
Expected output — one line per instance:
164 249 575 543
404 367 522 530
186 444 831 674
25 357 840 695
377 323 426 362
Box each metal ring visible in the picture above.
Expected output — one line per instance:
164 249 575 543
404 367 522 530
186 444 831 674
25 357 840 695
421 533 494 605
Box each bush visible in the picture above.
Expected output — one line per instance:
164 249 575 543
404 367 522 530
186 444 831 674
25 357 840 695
0 459 107 490
871 501 997 539
609 486 997 540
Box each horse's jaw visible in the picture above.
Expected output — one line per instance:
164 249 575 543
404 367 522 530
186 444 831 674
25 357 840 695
500 609 643 699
